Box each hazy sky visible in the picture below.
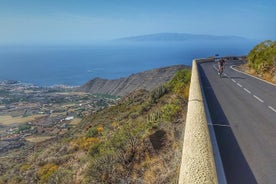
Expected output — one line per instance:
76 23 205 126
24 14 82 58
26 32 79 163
0 0 275 45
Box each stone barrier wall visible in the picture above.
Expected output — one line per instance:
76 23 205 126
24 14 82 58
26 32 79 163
178 59 218 184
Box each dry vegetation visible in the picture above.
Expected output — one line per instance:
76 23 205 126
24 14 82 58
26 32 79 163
0 69 191 184
24 136 55 143
240 40 276 84
0 115 46 126
69 118 82 125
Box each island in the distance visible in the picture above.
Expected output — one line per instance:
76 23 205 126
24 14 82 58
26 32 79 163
116 32 247 42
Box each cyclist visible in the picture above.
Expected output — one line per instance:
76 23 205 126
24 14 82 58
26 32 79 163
218 58 225 76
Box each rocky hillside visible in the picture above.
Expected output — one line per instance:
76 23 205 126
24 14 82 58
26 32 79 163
77 65 188 96
0 68 191 184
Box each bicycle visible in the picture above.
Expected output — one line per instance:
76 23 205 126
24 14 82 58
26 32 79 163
218 65 224 78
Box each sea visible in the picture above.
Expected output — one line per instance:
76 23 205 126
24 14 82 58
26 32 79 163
0 40 257 87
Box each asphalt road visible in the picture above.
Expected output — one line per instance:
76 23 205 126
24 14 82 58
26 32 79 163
198 60 276 184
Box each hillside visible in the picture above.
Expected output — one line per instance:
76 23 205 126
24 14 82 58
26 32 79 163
77 65 188 96
0 68 191 183
241 40 276 83
117 33 246 42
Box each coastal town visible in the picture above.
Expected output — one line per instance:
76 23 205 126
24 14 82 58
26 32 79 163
0 80 119 153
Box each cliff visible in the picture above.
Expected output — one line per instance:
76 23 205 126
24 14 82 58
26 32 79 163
77 65 189 96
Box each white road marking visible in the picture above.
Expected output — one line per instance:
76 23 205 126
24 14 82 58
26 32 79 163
243 88 251 94
253 95 264 103
218 64 276 115
268 106 276 113
208 123 231 127
213 64 218 71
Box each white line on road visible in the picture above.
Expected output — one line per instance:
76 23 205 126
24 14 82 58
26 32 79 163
232 79 236 83
253 95 264 103
243 88 251 94
237 83 242 88
268 106 276 113
208 124 231 127
213 64 218 71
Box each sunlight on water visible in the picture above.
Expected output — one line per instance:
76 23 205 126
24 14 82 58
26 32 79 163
0 40 256 86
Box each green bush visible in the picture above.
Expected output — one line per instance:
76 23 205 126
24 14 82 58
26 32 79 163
88 142 101 156
86 127 98 137
168 69 191 95
247 40 276 73
15 124 31 134
150 85 168 103
161 103 181 121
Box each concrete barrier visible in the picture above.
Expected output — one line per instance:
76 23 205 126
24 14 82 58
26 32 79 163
178 59 218 184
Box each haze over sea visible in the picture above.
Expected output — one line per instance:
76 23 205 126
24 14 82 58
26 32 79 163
0 40 256 87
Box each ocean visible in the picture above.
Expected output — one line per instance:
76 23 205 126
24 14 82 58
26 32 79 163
0 40 257 86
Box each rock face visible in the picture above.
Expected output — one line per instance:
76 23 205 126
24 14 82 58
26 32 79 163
77 65 188 96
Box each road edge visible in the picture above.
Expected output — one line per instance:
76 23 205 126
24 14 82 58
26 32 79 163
230 65 276 87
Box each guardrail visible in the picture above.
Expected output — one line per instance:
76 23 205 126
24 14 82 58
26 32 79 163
178 59 218 184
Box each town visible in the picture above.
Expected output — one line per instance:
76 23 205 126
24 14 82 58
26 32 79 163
0 80 119 153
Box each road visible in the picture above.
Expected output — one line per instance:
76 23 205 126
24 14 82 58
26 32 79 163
198 60 276 184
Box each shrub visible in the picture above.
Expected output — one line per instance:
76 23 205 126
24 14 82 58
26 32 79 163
20 164 32 174
86 127 98 137
150 85 168 103
15 124 31 134
111 121 119 129
86 125 104 137
247 40 276 73
88 142 102 156
47 169 74 184
183 83 190 100
161 103 181 121
86 153 119 183
168 69 191 97
37 163 58 183
71 137 100 151
97 126 104 135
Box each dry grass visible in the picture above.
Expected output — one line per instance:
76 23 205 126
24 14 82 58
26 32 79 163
25 136 54 143
238 64 276 84
142 157 168 183
0 115 46 125
69 118 82 125
55 92 88 95
262 72 276 84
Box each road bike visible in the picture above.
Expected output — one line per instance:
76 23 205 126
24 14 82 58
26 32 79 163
218 65 224 78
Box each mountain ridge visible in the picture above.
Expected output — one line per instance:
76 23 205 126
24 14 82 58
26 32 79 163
77 65 189 96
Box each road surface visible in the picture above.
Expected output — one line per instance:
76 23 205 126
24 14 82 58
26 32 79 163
198 60 276 184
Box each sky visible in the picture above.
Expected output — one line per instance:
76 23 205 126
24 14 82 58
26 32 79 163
0 0 275 45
